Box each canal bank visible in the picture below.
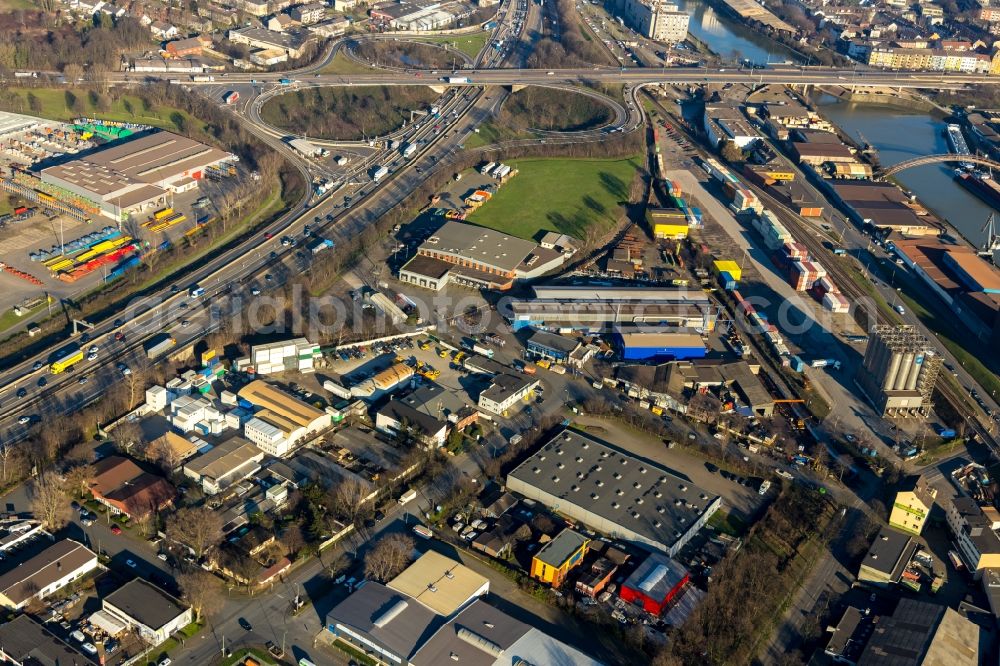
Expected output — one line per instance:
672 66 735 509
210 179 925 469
811 91 996 250
674 0 801 66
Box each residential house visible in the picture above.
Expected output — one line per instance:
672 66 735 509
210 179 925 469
290 2 325 23
103 579 193 646
150 21 179 39
89 456 176 519
889 474 937 535
375 400 448 448
267 13 297 31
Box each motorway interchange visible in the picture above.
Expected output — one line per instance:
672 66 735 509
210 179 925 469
2 4 1000 663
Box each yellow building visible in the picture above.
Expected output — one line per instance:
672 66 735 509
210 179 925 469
647 208 689 239
889 474 937 535
530 529 589 588
712 259 743 282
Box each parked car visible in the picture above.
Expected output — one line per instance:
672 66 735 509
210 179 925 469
110 525 122 535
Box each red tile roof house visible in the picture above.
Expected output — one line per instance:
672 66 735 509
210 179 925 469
89 456 176 519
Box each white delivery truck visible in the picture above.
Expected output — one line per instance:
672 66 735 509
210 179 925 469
372 165 389 183
402 143 417 159
398 488 417 505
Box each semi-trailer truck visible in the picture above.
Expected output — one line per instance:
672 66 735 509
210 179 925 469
191 75 215 82
445 76 472 84
402 143 417 158
372 165 389 183
146 335 176 359
50 344 83 374
472 344 494 358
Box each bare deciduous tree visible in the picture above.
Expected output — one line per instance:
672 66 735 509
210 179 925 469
29 471 71 530
178 570 224 623
364 534 415 583
330 479 369 524
165 506 223 557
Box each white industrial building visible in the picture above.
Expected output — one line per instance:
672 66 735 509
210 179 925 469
619 0 689 42
0 540 99 610
477 374 539 416
237 380 330 456
250 338 321 374
39 130 234 221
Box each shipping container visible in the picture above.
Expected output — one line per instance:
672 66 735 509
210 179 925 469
718 271 737 291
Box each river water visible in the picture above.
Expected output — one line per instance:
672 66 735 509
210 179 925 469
676 0 801 65
672 1 990 248
814 94 993 249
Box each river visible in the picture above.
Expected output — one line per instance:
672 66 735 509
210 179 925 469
814 93 993 249
669 1 989 248
676 0 801 65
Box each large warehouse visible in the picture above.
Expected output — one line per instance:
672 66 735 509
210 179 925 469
507 430 722 556
398 221 573 291
506 285 717 332
39 130 234 221
616 331 707 361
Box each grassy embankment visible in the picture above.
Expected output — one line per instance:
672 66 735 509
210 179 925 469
259 85 438 140
0 88 201 130
466 86 614 148
414 32 489 59
468 155 641 239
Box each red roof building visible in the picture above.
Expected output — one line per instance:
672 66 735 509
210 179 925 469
619 553 689 615
89 456 176 519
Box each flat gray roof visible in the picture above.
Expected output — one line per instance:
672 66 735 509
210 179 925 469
411 599 527 666
536 529 589 568
0 614 91 664
104 578 189 630
422 221 539 273
527 330 581 354
530 285 711 303
183 436 261 480
327 581 442 661
862 526 915 578
507 430 721 553
480 373 537 404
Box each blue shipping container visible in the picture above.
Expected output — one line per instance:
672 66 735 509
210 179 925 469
719 271 737 291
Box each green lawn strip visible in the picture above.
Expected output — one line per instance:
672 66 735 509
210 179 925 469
145 622 204 665
327 640 379 666
897 289 1000 403
219 647 278 666
707 508 747 537
0 301 47 336
467 156 641 239
4 88 202 132
414 32 490 59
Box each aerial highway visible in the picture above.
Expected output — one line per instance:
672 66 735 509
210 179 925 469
0 13 524 442
119 64 1000 89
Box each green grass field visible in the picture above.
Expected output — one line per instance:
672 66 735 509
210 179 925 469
0 88 202 131
0 0 37 9
468 156 641 240
415 32 489 59
318 52 381 75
